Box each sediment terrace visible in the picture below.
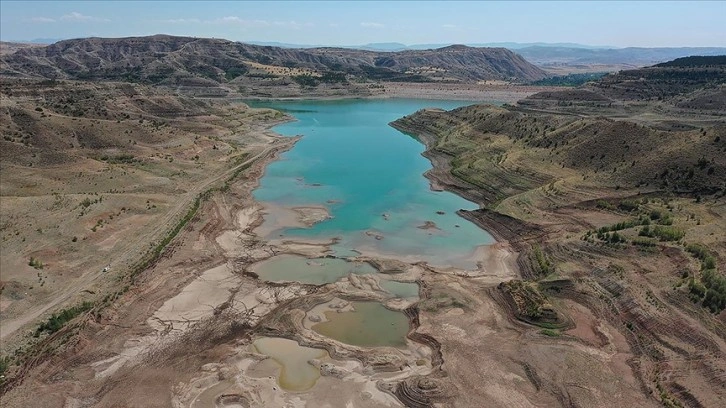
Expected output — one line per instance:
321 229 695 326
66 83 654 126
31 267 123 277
390 93 726 407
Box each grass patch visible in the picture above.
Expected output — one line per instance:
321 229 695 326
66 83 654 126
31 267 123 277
532 245 555 276
631 237 657 247
100 154 137 164
639 225 685 242
540 328 561 337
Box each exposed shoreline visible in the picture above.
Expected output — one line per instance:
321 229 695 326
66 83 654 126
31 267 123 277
1 96 518 405
250 100 517 276
233 82 556 104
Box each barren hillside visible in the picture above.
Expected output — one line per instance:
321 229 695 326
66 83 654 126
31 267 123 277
390 58 726 407
0 35 547 85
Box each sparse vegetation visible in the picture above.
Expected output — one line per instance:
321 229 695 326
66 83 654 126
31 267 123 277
0 355 11 379
532 245 555 276
531 72 608 87
34 301 94 336
100 154 136 164
540 328 561 337
292 74 319 87
638 225 685 242
28 257 43 270
684 243 725 313
0 36 724 407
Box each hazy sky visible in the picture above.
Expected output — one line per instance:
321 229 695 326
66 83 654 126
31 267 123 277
1 1 724 47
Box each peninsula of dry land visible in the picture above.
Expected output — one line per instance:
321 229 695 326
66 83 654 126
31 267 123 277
391 56 726 407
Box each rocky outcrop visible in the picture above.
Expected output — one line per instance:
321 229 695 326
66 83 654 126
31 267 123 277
392 376 456 408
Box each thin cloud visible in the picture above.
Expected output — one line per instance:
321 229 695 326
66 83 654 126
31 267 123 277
360 22 384 28
157 18 201 24
442 24 458 29
272 21 314 29
60 12 110 23
212 16 270 27
27 17 56 23
207 17 312 29
216 16 246 24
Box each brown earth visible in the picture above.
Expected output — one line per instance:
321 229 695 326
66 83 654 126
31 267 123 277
0 78 292 348
390 67 726 407
1 55 725 408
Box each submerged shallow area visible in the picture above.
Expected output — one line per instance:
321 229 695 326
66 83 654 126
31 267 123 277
380 280 419 299
251 99 495 269
311 301 410 348
252 337 327 391
251 254 376 284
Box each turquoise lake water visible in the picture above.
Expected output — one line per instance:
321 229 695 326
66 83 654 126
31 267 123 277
251 99 494 269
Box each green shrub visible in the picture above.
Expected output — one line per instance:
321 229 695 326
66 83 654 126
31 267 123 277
100 154 136 164
35 301 94 336
617 200 640 212
688 278 706 299
531 72 608 86
597 218 648 234
28 257 43 269
532 245 555 276
686 243 717 270
596 200 614 210
609 231 626 243
292 74 319 87
319 71 347 83
540 328 560 337
639 225 684 241
0 355 11 378
703 289 726 314
632 237 657 247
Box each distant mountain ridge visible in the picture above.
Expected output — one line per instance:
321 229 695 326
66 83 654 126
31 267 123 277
522 55 726 111
0 34 548 83
5 36 723 76
7 39 619 50
516 46 726 68
248 41 619 51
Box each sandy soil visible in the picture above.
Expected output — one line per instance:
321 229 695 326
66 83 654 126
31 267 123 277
0 80 300 350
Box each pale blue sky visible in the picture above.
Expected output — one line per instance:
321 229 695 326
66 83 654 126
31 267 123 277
1 1 724 47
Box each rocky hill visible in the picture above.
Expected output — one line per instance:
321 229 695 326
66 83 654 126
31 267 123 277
394 104 725 202
0 35 547 85
517 45 726 73
393 57 726 201
589 55 726 102
517 55 726 118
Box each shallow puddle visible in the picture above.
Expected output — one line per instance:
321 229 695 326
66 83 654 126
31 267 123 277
252 254 375 284
380 280 419 298
312 302 409 348
252 337 327 391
